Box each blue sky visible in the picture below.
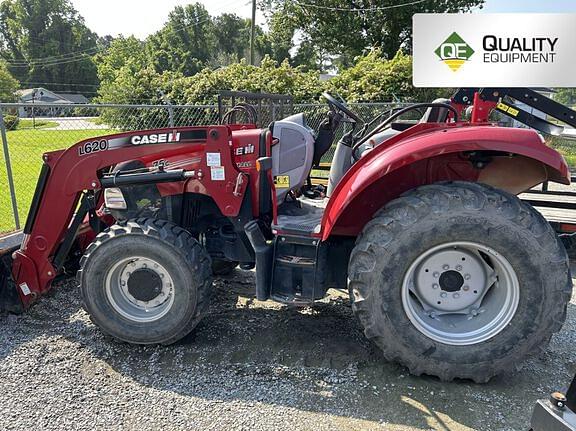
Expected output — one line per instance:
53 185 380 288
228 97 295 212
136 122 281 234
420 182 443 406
479 0 576 13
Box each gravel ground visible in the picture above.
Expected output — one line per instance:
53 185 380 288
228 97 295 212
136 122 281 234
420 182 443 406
1 265 576 431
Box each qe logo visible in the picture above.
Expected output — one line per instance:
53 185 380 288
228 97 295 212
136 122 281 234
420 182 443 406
435 32 475 72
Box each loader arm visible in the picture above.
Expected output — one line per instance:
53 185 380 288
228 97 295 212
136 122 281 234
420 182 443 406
2 126 246 311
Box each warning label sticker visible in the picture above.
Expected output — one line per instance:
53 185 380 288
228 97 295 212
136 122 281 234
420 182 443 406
210 166 225 181
274 175 290 188
206 152 221 167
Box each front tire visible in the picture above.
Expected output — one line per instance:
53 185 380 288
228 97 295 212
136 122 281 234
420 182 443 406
78 218 212 345
348 182 572 382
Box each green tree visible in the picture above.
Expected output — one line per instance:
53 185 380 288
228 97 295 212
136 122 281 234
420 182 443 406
0 60 19 101
262 0 484 69
327 50 449 102
0 0 99 94
146 4 273 73
178 56 323 105
555 89 576 108
146 3 214 76
95 36 147 86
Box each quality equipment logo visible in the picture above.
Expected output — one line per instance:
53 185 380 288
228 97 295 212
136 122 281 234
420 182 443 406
435 32 475 72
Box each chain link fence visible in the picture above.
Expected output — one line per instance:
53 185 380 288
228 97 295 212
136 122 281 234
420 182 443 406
1 101 575 234
0 101 409 233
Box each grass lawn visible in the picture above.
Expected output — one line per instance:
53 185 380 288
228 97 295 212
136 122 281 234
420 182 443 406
547 136 576 169
16 119 59 129
0 128 116 233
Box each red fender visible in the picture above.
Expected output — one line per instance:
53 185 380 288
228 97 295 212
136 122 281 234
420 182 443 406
321 123 570 240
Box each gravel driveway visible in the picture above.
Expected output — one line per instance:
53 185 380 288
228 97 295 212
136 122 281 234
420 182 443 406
1 266 575 431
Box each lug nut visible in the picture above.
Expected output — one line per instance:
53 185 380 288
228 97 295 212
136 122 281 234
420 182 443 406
453 293 460 299
440 292 447 298
464 274 471 280
432 283 439 289
463 285 470 291
456 265 462 271
442 264 449 270
433 272 440 278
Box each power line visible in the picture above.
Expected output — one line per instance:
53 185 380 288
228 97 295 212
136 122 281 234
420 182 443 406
20 81 101 88
6 52 102 68
5 46 103 65
293 0 427 12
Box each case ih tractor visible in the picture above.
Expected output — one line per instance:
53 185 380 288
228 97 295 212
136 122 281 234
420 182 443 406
0 88 574 383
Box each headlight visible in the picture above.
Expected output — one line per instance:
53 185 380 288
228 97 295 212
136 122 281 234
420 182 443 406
104 187 127 210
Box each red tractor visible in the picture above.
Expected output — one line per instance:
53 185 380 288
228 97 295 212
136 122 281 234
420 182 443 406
0 88 573 383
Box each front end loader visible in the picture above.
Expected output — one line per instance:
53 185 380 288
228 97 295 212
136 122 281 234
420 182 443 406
0 88 574 382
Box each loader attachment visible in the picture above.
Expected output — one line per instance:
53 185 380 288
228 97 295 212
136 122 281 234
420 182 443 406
0 125 244 313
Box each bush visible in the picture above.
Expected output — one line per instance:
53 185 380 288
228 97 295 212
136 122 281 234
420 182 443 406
327 50 450 103
3 115 19 131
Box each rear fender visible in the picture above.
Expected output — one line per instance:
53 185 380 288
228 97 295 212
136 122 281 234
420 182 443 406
321 124 569 240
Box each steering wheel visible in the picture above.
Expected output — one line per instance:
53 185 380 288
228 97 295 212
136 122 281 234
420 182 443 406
322 92 362 123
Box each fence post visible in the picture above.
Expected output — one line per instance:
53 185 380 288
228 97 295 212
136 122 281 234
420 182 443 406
159 91 175 128
167 104 174 128
0 109 21 230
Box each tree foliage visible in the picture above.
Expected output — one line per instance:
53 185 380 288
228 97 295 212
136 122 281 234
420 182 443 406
0 60 19 102
554 89 576 108
145 4 272 76
327 50 449 102
175 57 322 105
95 36 148 89
98 48 448 107
146 4 213 76
0 0 99 94
261 0 484 69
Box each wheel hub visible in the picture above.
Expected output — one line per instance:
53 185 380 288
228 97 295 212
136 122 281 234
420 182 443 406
127 269 163 302
439 270 464 292
413 249 487 313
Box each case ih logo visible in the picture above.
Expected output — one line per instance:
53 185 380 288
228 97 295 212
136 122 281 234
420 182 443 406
435 32 475 72
131 131 181 145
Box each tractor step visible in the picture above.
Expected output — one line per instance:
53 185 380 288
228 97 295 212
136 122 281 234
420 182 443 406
270 235 326 305
273 198 325 237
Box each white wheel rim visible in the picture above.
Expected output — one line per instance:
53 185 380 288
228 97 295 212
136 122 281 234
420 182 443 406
401 241 520 345
105 256 175 323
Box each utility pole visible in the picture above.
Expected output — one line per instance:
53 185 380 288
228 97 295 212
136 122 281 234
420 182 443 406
249 0 256 65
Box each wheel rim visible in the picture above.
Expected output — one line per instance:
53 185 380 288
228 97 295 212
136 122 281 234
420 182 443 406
105 256 175 323
401 241 520 345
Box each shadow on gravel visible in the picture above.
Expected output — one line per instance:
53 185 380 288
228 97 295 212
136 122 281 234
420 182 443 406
2 268 576 430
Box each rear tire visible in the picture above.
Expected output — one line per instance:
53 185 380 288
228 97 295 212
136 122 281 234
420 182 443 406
78 218 212 345
348 181 572 382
